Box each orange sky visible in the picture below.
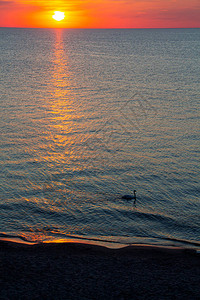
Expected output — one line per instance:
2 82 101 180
0 0 199 28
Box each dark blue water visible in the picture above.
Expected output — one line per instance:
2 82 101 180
0 28 200 249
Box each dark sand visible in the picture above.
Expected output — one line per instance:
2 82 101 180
0 240 199 300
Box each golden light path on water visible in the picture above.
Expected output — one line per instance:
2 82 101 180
44 29 84 170
23 29 91 242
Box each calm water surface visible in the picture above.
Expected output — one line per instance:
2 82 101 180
0 28 200 249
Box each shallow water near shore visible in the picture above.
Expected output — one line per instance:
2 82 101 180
0 28 200 250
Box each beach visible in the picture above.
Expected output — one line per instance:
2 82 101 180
0 240 199 299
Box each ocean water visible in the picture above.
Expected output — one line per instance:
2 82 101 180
0 28 200 249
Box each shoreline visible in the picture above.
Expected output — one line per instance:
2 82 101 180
0 237 198 253
0 235 199 252
1 239 200 299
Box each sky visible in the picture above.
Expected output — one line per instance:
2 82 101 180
0 0 200 28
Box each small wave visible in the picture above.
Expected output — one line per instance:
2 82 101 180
157 236 200 247
0 233 37 244
1 231 199 251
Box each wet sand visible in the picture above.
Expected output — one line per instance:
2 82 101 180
0 240 199 299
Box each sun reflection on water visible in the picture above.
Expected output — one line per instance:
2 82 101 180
45 29 84 168
51 29 70 100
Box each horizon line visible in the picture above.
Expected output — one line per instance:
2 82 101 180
0 26 200 30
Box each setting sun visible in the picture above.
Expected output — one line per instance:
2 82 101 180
52 11 65 22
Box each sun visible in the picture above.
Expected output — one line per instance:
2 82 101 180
52 11 65 22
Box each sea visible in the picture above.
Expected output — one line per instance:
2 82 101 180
0 28 200 250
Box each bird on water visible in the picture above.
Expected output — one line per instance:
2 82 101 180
122 190 136 203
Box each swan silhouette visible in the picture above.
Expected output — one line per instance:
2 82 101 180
122 190 136 202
